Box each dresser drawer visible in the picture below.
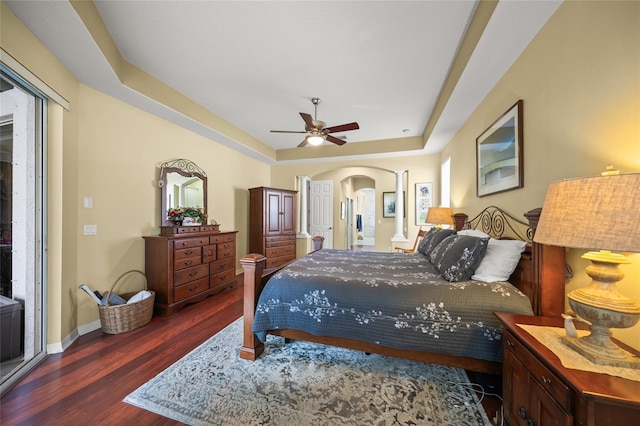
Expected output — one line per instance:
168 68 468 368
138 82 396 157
202 244 217 263
217 240 235 252
210 234 235 244
174 247 201 261
173 254 201 271
265 245 295 258
266 255 294 270
173 264 210 287
210 258 234 274
504 330 570 411
173 236 210 250
217 246 235 260
174 277 209 301
210 269 235 288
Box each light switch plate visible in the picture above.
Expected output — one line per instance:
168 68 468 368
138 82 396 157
83 197 93 208
83 224 97 235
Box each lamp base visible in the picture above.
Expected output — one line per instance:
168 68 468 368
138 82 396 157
562 335 640 369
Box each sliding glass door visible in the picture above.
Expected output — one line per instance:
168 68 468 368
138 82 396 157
0 65 46 395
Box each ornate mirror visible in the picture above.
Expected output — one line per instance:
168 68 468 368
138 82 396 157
158 159 207 225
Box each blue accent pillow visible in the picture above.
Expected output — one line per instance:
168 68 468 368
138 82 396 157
417 228 456 256
429 235 489 281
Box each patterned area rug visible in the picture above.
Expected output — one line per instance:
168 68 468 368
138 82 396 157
125 318 492 425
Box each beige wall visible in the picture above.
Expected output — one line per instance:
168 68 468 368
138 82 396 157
440 0 640 349
74 84 269 326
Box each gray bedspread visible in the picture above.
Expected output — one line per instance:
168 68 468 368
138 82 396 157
252 249 534 362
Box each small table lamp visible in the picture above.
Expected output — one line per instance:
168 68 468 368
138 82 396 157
426 207 454 229
534 171 640 368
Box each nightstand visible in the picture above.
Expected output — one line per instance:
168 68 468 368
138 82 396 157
496 313 640 426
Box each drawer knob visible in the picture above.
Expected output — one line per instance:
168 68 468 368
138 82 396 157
540 375 551 384
506 340 514 348
527 419 535 426
519 406 527 419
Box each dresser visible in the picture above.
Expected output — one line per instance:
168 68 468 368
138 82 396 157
144 226 238 315
249 187 297 272
496 313 640 426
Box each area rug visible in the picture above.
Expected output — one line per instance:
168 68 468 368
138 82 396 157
124 318 492 425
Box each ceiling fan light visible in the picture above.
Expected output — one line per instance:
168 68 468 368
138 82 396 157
306 135 325 146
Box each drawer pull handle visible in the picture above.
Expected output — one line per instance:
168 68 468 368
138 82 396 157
185 250 192 255
540 375 551 384
527 419 535 426
518 406 527 419
184 260 193 266
189 271 198 277
506 340 514 348
189 286 197 292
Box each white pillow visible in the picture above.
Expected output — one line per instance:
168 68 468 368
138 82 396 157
471 238 526 282
457 229 490 238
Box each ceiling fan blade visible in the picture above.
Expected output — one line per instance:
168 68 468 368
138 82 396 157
270 130 306 133
299 112 316 129
325 122 359 133
326 135 347 146
297 139 309 147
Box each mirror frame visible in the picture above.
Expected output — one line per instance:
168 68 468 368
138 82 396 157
158 159 207 225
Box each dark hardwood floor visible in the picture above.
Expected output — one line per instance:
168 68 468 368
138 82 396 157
1 278 502 425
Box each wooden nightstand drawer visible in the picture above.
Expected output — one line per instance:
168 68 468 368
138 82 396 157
505 330 570 411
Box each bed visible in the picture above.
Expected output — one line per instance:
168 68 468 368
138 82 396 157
240 206 566 375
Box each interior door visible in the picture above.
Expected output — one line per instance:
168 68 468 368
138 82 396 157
309 180 333 249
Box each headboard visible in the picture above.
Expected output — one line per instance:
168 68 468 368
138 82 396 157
453 206 565 318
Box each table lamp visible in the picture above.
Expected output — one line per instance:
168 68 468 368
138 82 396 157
534 171 640 368
426 207 454 229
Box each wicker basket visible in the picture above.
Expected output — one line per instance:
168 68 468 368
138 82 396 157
98 270 155 334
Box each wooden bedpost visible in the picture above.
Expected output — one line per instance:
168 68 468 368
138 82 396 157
239 254 266 360
453 213 468 231
525 208 566 317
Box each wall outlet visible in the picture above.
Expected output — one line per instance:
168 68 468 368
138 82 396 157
83 224 97 235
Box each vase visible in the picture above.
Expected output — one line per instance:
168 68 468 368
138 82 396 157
182 217 199 226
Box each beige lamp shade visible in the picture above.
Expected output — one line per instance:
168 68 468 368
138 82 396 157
426 207 454 227
534 173 640 252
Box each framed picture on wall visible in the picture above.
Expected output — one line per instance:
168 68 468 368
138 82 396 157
476 100 524 197
415 182 433 225
382 191 405 218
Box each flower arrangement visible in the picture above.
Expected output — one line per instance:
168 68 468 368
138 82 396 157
167 207 207 225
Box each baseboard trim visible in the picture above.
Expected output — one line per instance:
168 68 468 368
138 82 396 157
46 320 101 354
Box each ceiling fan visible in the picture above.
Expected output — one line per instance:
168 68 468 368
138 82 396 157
271 98 360 147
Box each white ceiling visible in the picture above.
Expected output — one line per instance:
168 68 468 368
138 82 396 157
5 0 562 163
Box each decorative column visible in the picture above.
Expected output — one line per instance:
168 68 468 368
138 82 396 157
297 175 310 238
391 170 408 243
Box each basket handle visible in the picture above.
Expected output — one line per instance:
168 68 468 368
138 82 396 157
106 270 147 307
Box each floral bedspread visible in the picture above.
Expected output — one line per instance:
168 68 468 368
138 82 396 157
252 249 534 363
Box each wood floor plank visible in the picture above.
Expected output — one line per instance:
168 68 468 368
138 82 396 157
1 278 500 425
